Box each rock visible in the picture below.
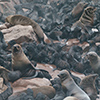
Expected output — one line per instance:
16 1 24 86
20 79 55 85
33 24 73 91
0 77 13 100
12 78 51 94
66 39 80 46
0 77 8 94
1 25 37 45
0 0 20 18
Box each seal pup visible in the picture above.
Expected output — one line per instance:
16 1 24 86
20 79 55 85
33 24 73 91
11 44 51 80
71 6 96 33
58 70 90 100
5 15 48 43
87 51 100 75
64 96 79 100
80 74 98 100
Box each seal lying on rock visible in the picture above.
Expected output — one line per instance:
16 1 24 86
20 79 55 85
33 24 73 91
11 44 52 80
58 70 90 100
5 15 49 43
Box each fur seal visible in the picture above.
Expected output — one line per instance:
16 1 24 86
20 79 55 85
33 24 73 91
87 51 100 74
71 6 96 33
58 70 90 100
64 96 79 100
11 44 51 80
72 2 88 17
80 74 98 100
5 15 46 43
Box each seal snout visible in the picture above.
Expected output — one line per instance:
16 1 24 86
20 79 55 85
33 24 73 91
12 44 21 53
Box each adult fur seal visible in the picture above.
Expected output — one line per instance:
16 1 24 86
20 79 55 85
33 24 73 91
71 6 96 33
58 70 90 100
87 51 100 75
11 44 51 80
5 15 46 43
80 74 98 100
64 96 79 100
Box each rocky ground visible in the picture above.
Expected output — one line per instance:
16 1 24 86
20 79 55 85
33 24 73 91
0 0 100 100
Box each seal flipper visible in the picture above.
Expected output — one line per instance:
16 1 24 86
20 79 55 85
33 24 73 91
36 68 52 80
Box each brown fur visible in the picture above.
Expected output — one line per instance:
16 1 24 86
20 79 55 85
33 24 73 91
71 6 96 32
12 44 31 71
80 74 98 100
58 70 90 100
12 44 36 77
5 15 44 42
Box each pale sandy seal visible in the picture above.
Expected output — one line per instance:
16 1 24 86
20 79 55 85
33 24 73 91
80 74 98 100
58 70 90 100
